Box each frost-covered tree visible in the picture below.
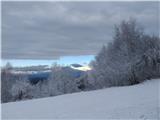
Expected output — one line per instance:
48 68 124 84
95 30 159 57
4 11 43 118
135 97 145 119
90 19 160 88
5 62 13 70
132 41 160 83
1 69 12 102
11 79 34 101
1 63 15 103
48 64 79 96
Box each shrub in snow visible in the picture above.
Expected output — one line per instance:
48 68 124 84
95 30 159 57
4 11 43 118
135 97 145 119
1 68 14 103
48 64 80 96
132 49 160 83
11 80 34 101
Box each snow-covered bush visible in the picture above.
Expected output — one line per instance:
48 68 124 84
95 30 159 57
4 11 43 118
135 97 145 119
28 80 50 99
132 49 160 83
2 62 85 102
11 80 34 101
1 67 14 103
48 64 80 96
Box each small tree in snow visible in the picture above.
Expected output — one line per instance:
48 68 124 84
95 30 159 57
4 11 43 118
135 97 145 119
11 80 34 101
48 64 79 96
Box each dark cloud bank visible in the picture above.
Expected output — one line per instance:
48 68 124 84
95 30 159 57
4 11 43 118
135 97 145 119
2 1 159 59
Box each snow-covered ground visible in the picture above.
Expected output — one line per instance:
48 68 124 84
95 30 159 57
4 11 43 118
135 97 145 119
2 79 160 120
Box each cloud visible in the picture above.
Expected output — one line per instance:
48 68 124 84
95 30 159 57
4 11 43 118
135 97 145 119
2 1 159 59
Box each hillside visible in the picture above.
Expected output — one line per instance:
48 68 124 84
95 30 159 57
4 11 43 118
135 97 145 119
2 79 160 120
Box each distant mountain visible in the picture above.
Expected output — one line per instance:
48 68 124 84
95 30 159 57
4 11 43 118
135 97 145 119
62 66 85 78
8 64 90 84
70 64 83 68
28 71 51 84
13 65 50 71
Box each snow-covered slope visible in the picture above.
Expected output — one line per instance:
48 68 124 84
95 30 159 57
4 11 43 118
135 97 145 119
2 79 160 120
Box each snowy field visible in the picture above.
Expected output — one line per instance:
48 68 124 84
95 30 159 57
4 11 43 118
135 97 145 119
2 79 160 120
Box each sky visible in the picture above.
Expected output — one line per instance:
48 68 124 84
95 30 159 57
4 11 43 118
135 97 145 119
2 55 94 67
1 1 159 66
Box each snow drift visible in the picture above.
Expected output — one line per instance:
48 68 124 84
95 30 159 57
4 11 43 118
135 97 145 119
2 79 160 120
